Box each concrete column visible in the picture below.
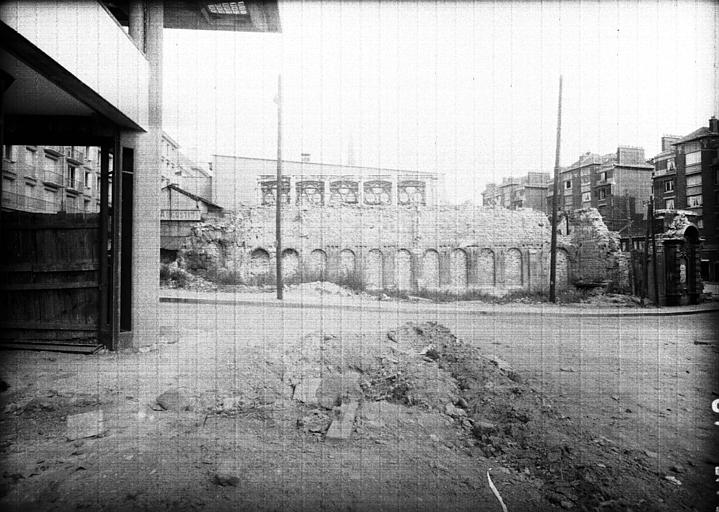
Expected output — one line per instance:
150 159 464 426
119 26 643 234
126 0 162 350
288 176 296 205
357 179 364 205
128 1 145 52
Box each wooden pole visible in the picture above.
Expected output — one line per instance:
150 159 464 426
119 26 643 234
549 75 563 303
643 200 650 299
275 74 283 300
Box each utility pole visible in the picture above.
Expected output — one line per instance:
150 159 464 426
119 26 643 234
275 74 283 300
549 75 563 303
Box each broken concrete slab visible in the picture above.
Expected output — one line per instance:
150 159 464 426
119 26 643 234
317 372 362 409
325 400 359 442
155 389 191 411
214 459 241 486
293 377 322 406
66 410 104 440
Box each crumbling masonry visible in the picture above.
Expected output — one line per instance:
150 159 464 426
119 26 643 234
179 205 627 294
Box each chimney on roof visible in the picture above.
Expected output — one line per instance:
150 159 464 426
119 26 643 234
301 153 310 163
661 136 680 152
710 116 718 133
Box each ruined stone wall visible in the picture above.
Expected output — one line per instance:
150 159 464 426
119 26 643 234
564 208 628 290
180 205 625 294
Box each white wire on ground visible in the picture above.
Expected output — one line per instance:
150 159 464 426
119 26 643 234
487 469 509 512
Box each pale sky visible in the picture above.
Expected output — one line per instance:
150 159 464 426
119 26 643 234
163 0 718 203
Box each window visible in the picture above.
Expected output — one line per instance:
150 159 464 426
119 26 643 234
667 158 676 172
598 188 607 200
697 218 704 229
84 171 92 189
582 192 591 202
3 145 15 161
685 151 701 166
665 198 675 209
44 188 57 211
686 175 702 188
564 180 572 189
664 180 674 192
67 165 78 189
599 171 607 182
687 194 703 207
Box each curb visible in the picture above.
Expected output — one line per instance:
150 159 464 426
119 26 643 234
159 296 719 318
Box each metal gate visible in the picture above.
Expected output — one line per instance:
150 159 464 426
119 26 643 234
0 211 104 352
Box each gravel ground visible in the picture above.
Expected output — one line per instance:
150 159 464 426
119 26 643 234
0 302 716 511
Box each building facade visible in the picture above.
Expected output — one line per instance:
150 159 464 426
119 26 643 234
2 145 109 214
547 147 654 232
212 155 446 210
483 173 551 211
0 1 280 351
651 118 719 281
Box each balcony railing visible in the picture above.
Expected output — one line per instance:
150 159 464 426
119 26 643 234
160 209 202 221
2 190 57 213
65 147 86 162
65 176 82 191
42 169 64 186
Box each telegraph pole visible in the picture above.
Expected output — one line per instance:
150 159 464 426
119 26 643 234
549 75 563 303
275 74 283 300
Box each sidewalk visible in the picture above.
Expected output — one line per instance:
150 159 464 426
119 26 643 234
159 288 719 317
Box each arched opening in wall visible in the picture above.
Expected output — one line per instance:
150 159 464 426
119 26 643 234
421 250 440 291
308 249 328 282
366 249 384 290
450 249 468 291
282 249 300 284
395 249 412 291
505 248 523 287
249 248 271 285
477 249 495 287
339 249 357 287
556 249 569 289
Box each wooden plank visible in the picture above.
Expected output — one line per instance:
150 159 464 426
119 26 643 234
0 281 98 291
0 321 97 331
0 261 99 272
0 342 102 354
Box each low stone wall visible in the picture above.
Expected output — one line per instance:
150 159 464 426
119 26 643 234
179 205 623 294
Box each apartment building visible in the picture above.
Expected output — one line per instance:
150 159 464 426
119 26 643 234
481 172 550 211
2 145 109 214
547 147 654 232
651 118 719 281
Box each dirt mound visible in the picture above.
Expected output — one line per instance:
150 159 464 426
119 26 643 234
352 322 677 512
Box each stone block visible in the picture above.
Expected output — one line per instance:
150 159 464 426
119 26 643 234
325 399 359 442
293 377 322 406
66 410 104 440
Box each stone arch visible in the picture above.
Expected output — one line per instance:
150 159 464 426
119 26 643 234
339 249 357 284
421 249 440 290
449 249 468 290
308 249 328 281
505 248 523 286
248 248 271 284
395 249 412 291
366 249 384 290
556 248 570 288
477 249 495 286
282 248 300 283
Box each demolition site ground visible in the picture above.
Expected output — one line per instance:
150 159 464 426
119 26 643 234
0 302 717 511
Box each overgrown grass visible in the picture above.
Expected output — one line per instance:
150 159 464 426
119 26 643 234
160 263 190 288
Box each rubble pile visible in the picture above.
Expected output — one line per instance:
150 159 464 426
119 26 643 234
280 322 675 511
